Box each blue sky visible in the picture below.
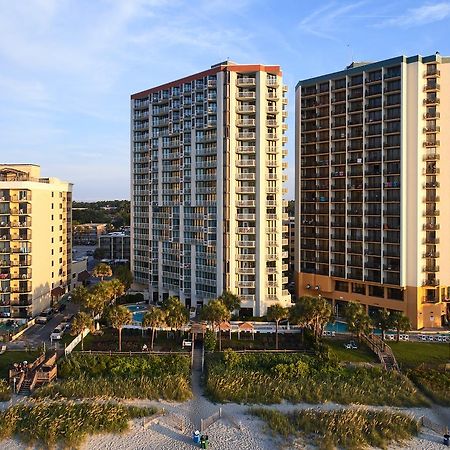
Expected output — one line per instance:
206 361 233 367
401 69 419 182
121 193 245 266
1 0 450 201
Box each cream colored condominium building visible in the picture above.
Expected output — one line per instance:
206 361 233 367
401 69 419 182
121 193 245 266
0 164 72 319
131 61 290 316
295 53 450 329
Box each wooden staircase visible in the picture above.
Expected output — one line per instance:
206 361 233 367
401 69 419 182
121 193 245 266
362 334 400 371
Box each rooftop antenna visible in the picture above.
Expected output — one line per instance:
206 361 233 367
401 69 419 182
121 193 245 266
347 43 354 65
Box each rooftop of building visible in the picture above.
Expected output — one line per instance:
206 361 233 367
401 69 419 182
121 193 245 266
131 61 282 99
296 53 450 89
0 164 72 188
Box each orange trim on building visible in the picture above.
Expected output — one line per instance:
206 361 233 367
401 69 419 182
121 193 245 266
131 64 282 99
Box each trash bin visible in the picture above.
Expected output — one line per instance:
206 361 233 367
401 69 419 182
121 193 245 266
444 434 449 446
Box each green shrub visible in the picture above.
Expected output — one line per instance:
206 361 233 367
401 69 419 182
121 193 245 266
408 368 450 406
251 407 419 449
204 330 217 352
205 352 426 406
0 399 156 448
0 379 11 401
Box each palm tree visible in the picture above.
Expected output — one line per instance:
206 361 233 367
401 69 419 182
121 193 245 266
71 285 89 306
343 302 372 341
162 296 189 336
70 312 94 351
142 307 166 350
86 283 111 317
267 304 288 350
289 296 332 342
372 309 392 341
218 291 241 313
390 311 411 342
107 279 126 304
200 299 230 351
92 263 112 281
113 265 133 290
107 305 132 351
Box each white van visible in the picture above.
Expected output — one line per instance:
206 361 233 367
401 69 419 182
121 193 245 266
50 325 64 340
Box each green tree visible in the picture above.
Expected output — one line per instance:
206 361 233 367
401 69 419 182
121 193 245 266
85 283 111 317
289 296 332 342
200 299 231 351
113 265 133 290
343 302 372 341
92 263 112 281
218 291 241 313
372 309 392 341
161 296 189 336
70 312 94 351
142 307 166 350
71 286 89 306
107 305 132 351
390 311 411 342
267 303 289 350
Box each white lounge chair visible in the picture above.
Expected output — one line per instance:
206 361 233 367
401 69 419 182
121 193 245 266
0 345 6 354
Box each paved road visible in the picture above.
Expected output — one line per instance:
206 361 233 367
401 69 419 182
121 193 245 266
7 300 79 350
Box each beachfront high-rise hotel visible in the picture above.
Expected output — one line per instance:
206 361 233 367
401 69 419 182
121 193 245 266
295 53 450 329
0 165 72 319
131 61 290 315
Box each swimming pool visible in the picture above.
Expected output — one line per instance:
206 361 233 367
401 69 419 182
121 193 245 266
125 304 148 324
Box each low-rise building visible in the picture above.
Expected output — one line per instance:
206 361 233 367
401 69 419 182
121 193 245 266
73 223 107 245
98 231 130 262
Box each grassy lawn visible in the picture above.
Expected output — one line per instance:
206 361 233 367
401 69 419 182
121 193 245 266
205 351 426 406
324 339 378 363
0 350 40 379
389 342 449 368
407 368 450 406
77 328 190 352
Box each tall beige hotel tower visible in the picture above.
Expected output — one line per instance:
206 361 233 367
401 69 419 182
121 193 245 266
131 61 290 315
0 165 72 319
295 53 450 329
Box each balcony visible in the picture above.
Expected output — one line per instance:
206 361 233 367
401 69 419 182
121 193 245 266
236 186 255 194
236 77 256 87
236 214 256 221
237 105 256 114
236 91 256 100
237 267 256 274
237 132 256 140
236 146 256 154
236 254 256 261
237 241 255 248
236 173 256 181
236 200 255 207
236 159 256 167
423 265 439 273
423 98 440 105
266 133 278 140
236 227 255 234
422 278 439 286
237 118 256 127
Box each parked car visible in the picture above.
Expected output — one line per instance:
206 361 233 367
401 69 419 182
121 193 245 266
50 325 64 341
36 308 53 324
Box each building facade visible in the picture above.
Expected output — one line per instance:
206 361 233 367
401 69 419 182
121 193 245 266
73 223 107 245
295 54 450 329
98 231 130 262
0 165 72 319
131 61 290 315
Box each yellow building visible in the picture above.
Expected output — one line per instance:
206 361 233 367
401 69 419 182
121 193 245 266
295 53 450 329
0 164 72 320
131 61 290 316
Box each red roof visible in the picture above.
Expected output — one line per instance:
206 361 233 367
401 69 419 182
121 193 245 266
51 286 64 297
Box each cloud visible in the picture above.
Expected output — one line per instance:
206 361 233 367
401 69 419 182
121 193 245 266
379 2 450 27
298 1 367 40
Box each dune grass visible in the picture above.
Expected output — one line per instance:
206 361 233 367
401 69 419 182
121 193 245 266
0 379 10 402
0 350 39 379
205 351 427 406
35 353 192 401
407 368 450 406
251 407 419 450
0 399 156 449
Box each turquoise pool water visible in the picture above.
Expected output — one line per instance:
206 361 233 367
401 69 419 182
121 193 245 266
125 304 148 324
324 321 349 333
